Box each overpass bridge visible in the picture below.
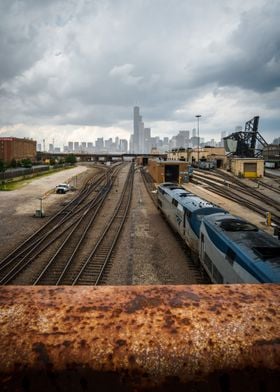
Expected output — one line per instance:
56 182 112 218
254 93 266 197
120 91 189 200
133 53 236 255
36 152 167 162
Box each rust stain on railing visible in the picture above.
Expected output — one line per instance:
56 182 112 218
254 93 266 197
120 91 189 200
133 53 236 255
0 285 279 391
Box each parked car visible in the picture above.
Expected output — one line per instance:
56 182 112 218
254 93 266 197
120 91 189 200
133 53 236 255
55 183 70 194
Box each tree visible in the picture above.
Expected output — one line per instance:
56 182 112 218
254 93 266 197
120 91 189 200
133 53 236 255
65 154 77 164
21 158 32 168
0 160 6 172
10 159 18 168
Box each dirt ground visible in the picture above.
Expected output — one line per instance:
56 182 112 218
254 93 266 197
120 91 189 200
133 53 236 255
0 165 89 257
106 168 204 285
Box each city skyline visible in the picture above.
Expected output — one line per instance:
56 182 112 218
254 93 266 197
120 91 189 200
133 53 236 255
37 105 229 154
0 1 279 146
36 106 280 154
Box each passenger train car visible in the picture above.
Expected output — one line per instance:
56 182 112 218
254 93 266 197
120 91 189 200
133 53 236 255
157 182 280 283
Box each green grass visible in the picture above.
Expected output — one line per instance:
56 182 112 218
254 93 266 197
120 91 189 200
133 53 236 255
0 165 74 191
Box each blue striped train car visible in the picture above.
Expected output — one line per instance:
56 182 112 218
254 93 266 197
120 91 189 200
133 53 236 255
157 182 280 283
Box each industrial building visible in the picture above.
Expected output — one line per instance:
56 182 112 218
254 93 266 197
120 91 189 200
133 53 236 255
167 146 227 168
228 158 264 178
148 159 191 183
262 144 280 168
0 137 36 164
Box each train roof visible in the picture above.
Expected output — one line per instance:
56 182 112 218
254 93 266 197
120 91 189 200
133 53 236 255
158 182 223 213
203 213 280 282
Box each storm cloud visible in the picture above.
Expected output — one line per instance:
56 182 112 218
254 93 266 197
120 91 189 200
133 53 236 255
0 0 279 145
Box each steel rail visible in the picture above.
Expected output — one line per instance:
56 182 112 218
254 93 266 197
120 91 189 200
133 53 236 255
192 178 280 226
0 166 123 284
0 168 107 268
72 164 134 285
194 169 280 209
0 173 110 275
140 167 158 206
264 171 280 183
0 164 122 272
32 179 113 285
0 181 112 285
192 174 280 224
252 178 280 194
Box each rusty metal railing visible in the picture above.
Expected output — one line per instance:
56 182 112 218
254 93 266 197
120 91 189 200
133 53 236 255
0 285 279 391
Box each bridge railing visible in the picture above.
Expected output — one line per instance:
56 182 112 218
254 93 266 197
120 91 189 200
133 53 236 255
0 284 279 391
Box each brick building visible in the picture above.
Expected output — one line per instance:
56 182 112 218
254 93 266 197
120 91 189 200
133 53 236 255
0 137 37 164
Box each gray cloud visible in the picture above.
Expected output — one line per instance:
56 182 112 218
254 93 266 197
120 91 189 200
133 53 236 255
0 0 279 143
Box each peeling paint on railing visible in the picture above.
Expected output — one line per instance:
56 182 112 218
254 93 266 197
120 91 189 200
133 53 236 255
0 285 279 391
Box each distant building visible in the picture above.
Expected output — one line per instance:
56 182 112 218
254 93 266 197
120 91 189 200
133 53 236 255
120 139 128 153
81 142 87 152
68 141 73 151
175 130 190 148
86 142 94 153
144 128 151 153
132 106 147 153
95 138 104 152
74 142 79 152
0 137 36 164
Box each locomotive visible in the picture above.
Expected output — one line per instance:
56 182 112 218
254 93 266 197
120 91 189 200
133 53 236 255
157 182 280 283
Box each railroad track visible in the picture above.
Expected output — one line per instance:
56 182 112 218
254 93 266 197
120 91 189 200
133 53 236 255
192 170 280 226
194 169 280 210
265 172 280 184
140 167 157 206
70 162 134 285
252 178 280 195
0 163 124 284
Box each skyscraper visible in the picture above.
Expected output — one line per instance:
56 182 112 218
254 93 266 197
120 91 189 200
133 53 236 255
133 106 141 153
133 106 147 153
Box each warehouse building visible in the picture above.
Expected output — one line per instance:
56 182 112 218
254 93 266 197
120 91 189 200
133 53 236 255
148 159 191 183
0 137 37 164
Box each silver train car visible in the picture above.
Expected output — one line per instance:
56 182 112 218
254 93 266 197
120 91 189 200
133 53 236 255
157 182 280 283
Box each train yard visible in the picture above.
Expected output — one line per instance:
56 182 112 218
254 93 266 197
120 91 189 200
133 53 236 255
0 163 279 285
192 168 280 227
0 163 205 285
0 163 132 285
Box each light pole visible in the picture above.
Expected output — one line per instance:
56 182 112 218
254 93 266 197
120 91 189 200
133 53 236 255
195 115 201 165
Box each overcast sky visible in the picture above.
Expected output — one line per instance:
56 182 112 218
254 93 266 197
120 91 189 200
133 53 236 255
0 0 279 147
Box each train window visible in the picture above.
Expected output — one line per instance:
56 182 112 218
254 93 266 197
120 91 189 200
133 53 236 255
252 246 280 260
213 264 224 283
226 248 235 265
220 219 258 232
172 199 178 207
